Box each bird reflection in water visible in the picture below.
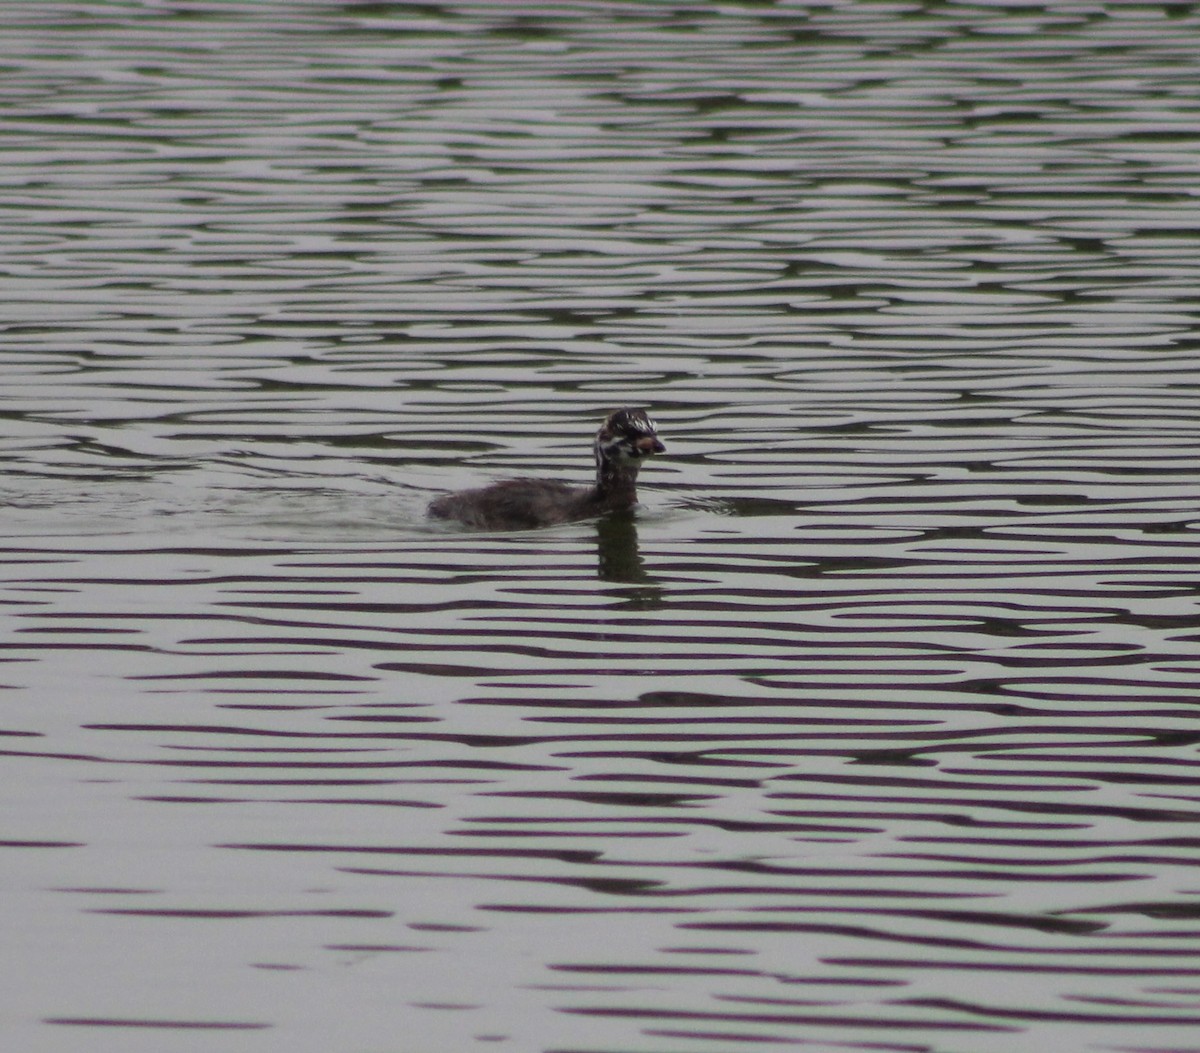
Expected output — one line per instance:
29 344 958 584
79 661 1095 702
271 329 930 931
595 512 663 608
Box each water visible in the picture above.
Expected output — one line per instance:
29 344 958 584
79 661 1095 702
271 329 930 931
5 2 1200 1050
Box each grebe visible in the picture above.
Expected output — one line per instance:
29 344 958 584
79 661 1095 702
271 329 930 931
428 408 665 529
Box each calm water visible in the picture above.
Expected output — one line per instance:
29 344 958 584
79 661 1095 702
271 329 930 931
5 2 1200 1051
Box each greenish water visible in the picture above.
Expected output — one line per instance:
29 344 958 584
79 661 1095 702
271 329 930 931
4 3 1200 1051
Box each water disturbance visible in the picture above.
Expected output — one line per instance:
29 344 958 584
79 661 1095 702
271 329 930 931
4 2 1200 1051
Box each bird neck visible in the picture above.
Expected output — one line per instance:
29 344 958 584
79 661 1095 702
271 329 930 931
593 450 640 507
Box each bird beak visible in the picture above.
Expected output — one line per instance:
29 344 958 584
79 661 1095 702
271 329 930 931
636 436 665 455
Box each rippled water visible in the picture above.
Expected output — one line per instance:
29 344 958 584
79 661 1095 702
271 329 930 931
6 2 1200 1051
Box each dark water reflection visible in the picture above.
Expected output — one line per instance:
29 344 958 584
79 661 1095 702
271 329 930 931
595 513 658 592
5 1 1200 1051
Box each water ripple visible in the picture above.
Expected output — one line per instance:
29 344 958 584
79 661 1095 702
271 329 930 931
5 2 1200 1051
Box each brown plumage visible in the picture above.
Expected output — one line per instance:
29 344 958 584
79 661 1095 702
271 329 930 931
428 408 665 530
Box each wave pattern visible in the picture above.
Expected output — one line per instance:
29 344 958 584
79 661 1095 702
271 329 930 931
4 2 1200 1051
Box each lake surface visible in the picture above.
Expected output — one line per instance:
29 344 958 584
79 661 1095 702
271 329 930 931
5 2 1200 1051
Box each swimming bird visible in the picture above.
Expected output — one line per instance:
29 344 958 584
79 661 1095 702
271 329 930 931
427 408 665 529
